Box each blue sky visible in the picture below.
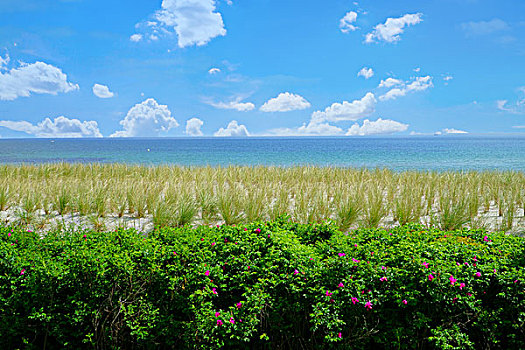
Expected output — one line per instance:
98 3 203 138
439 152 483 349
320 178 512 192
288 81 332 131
0 0 524 137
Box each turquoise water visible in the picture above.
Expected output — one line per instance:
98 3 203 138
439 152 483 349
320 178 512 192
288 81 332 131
0 136 524 171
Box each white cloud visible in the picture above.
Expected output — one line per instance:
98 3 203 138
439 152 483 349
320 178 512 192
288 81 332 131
443 128 468 134
512 125 525 129
268 123 344 136
346 118 408 136
413 67 421 72
461 19 509 37
260 92 311 112
357 67 374 79
310 92 376 124
443 75 453 81
497 88 525 114
378 77 403 88
365 13 423 43
340 11 359 33
207 97 255 111
0 53 9 70
379 76 433 101
0 116 102 138
0 61 79 101
153 0 226 48
111 98 179 137
185 117 204 136
208 67 221 74
92 83 114 98
214 120 249 137
130 33 143 42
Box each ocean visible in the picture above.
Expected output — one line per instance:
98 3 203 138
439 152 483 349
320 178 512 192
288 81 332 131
0 136 524 171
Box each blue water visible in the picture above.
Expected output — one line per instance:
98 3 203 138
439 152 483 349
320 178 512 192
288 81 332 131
0 136 524 171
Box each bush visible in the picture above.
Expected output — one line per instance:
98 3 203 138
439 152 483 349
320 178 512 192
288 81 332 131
0 221 524 349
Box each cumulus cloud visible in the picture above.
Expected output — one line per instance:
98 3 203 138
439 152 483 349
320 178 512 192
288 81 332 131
185 117 204 136
378 77 403 88
497 88 525 114
442 128 468 134
340 11 358 33
268 123 344 136
214 120 249 137
346 118 408 136
0 116 102 138
0 53 9 70
130 33 143 42
207 97 255 111
379 76 433 101
357 67 374 79
92 83 114 98
365 13 423 43
111 98 179 137
145 0 226 48
310 92 376 124
208 67 221 74
0 61 79 101
260 92 311 112
461 19 509 37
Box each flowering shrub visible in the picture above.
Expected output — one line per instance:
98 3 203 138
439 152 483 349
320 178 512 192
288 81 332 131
0 220 524 349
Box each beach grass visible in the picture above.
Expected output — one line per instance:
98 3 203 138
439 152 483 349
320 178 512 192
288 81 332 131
0 163 524 232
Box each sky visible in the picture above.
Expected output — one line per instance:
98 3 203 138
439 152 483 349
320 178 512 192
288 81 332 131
0 0 524 138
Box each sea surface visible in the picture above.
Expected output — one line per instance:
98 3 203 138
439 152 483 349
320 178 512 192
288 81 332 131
0 136 524 171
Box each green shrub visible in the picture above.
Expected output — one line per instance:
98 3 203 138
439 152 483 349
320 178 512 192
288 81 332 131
0 221 524 349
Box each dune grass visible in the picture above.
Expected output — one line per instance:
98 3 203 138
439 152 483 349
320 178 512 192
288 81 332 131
0 163 523 231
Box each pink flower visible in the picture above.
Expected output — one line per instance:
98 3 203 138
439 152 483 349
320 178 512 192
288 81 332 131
483 236 489 242
229 317 235 324
365 301 372 310
212 288 217 295
428 274 434 281
205 270 210 276
338 253 346 257
464 262 469 266
244 227 248 231
381 266 386 270
338 332 342 338
354 244 358 247
514 279 519 284
255 228 261 233
449 276 456 285
380 277 388 282
338 282 344 288
457 262 461 266
20 269 25 275
493 269 497 274
325 290 332 297
402 299 407 305
201 238 204 241
294 269 299 275
236 302 242 309
459 283 465 290
215 311 220 317
352 258 359 263
473 256 478 262
8 232 11 237
467 293 472 296
422 262 429 268
351 297 359 304
211 242 216 246
217 319 223 326
475 272 481 278
83 234 87 239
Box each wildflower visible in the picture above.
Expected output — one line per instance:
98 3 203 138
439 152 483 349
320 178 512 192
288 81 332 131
211 242 216 246
464 262 469 266
422 262 429 268
268 234 270 238
456 262 460 266
243 228 248 231
326 290 332 297
83 234 87 239
215 312 220 317
449 276 456 285
493 269 497 274
402 299 408 305
453 297 458 303
255 228 261 233
365 301 372 310
459 283 465 290
515 280 519 284
201 238 204 241
473 256 478 262
380 277 388 282
229 317 235 324
381 266 386 270
338 282 344 288
338 253 346 257
294 269 299 275
20 269 26 275
338 332 342 338
224 238 228 243
351 297 359 304
475 272 481 278
212 288 217 295
205 270 210 276
483 236 488 242
352 258 359 263
354 244 358 247
236 302 242 309
467 293 472 296
217 319 223 326
428 274 434 281
8 232 11 237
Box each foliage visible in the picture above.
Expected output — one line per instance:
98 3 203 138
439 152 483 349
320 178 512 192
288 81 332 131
0 221 524 349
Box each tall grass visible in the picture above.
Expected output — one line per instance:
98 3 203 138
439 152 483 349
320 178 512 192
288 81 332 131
0 164 523 231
